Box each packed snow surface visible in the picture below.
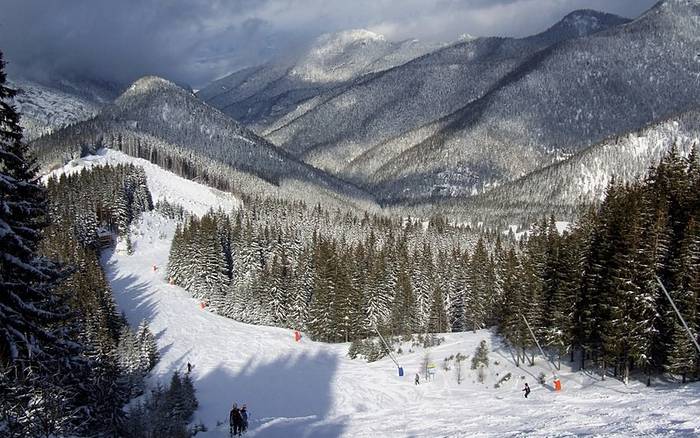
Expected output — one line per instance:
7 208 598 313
45 144 700 437
104 217 700 437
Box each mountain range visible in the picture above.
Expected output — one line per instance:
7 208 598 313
19 0 700 224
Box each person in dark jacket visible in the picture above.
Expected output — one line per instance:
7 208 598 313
229 403 243 436
240 405 249 433
523 383 531 398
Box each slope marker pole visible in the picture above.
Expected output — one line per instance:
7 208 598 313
656 276 700 356
373 326 401 369
521 314 558 378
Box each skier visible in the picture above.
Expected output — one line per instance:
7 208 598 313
187 362 192 373
230 403 243 436
414 373 420 385
522 382 531 398
241 404 249 433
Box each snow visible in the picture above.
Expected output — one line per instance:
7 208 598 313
42 149 242 216
36 140 700 437
9 78 101 141
100 212 700 437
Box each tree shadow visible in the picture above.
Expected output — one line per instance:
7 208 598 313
191 350 345 437
101 250 159 326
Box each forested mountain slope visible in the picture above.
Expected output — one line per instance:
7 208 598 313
32 76 375 209
397 109 700 226
197 29 439 131
261 10 628 176
9 76 118 140
366 0 700 203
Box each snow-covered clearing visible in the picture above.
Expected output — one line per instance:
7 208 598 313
51 149 700 437
43 148 242 216
102 213 700 437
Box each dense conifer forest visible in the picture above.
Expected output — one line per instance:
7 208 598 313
166 147 700 384
0 54 196 436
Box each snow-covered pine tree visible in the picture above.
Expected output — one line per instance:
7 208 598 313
428 285 448 333
471 340 490 370
465 238 491 332
389 242 417 336
0 52 93 435
136 320 159 372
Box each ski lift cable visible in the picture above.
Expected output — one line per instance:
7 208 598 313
521 314 558 378
656 276 700 356
373 326 401 369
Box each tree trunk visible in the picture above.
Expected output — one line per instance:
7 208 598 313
646 365 651 387
601 359 606 381
623 362 629 385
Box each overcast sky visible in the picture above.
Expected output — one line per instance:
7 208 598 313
0 0 657 88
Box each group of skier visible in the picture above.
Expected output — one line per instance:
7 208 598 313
229 403 249 436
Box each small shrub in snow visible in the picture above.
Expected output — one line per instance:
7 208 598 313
454 353 467 384
471 340 490 370
494 372 512 388
348 339 360 359
443 357 452 371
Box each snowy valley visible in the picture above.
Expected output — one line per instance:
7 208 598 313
3 1 700 437
51 151 700 437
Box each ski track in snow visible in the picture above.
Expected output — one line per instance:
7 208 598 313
61 153 699 437
103 214 700 438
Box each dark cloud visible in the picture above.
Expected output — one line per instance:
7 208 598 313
0 0 658 88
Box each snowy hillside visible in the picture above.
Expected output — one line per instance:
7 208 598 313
104 212 700 437
49 150 699 437
413 110 700 225
42 148 242 216
32 75 376 211
9 78 101 141
363 0 700 203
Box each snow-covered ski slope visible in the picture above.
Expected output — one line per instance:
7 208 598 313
50 150 699 437
104 221 700 438
43 148 242 216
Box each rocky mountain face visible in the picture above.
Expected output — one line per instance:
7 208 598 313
203 10 630 187
200 2 700 212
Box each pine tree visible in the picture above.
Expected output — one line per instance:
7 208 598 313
428 286 448 333
471 339 490 370
136 320 159 372
0 51 96 436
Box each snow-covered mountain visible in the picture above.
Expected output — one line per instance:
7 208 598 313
257 9 630 180
402 109 700 226
32 76 375 210
9 76 118 141
196 29 439 130
338 0 700 204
